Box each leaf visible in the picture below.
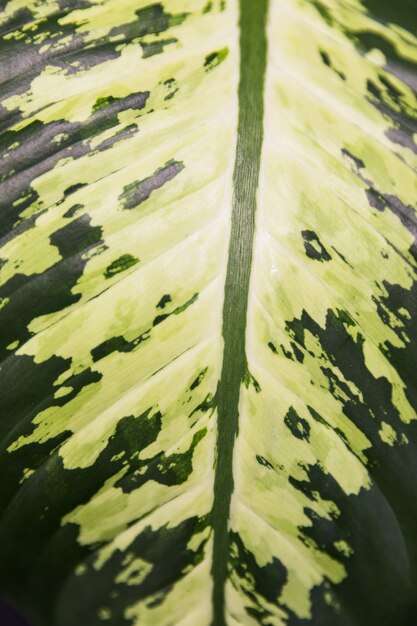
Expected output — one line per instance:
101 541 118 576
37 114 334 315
0 0 417 625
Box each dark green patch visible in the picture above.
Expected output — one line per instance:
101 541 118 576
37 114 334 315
104 254 139 279
119 428 207 493
0 215 103 358
284 406 311 441
291 461 417 626
161 77 179 101
302 230 332 262
190 367 208 390
341 148 366 173
96 124 139 153
242 368 261 392
63 183 87 198
0 408 163 624
229 531 288 624
360 0 417 38
51 215 102 259
120 160 184 210
291 340 305 363
156 294 171 309
189 393 215 418
332 247 353 268
91 294 198 362
204 47 229 72
91 331 149 362
366 76 417 156
55 515 210 626
285 303 417 624
141 37 177 58
319 49 345 80
256 455 273 469
0 91 149 240
310 0 334 26
109 3 188 41
152 292 198 325
347 152 417 263
152 313 169 326
63 204 84 219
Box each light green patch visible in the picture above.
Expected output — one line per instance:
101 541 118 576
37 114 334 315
54 386 73 399
97 607 112 621
379 421 398 446
18 468 35 485
115 556 152 586
334 540 353 557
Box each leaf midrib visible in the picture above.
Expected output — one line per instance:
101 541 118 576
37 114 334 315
211 1 269 624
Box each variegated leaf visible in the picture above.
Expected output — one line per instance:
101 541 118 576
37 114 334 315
1 0 417 625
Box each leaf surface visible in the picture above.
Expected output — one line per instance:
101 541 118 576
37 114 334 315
1 0 417 625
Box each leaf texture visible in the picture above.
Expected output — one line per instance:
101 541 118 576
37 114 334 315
1 0 417 625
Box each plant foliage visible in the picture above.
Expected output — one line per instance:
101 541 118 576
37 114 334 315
1 0 417 625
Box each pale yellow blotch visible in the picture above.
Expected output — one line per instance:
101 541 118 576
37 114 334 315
334 540 353 557
54 386 73 399
323 588 340 611
75 564 87 576
115 557 152 586
379 422 398 446
97 607 112 621
19 468 35 485
186 524 211 555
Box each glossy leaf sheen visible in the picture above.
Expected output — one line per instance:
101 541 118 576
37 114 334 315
0 0 417 625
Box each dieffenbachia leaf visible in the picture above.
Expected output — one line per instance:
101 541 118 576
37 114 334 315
1 0 417 625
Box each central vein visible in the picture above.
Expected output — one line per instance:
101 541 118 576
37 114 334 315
211 0 269 623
